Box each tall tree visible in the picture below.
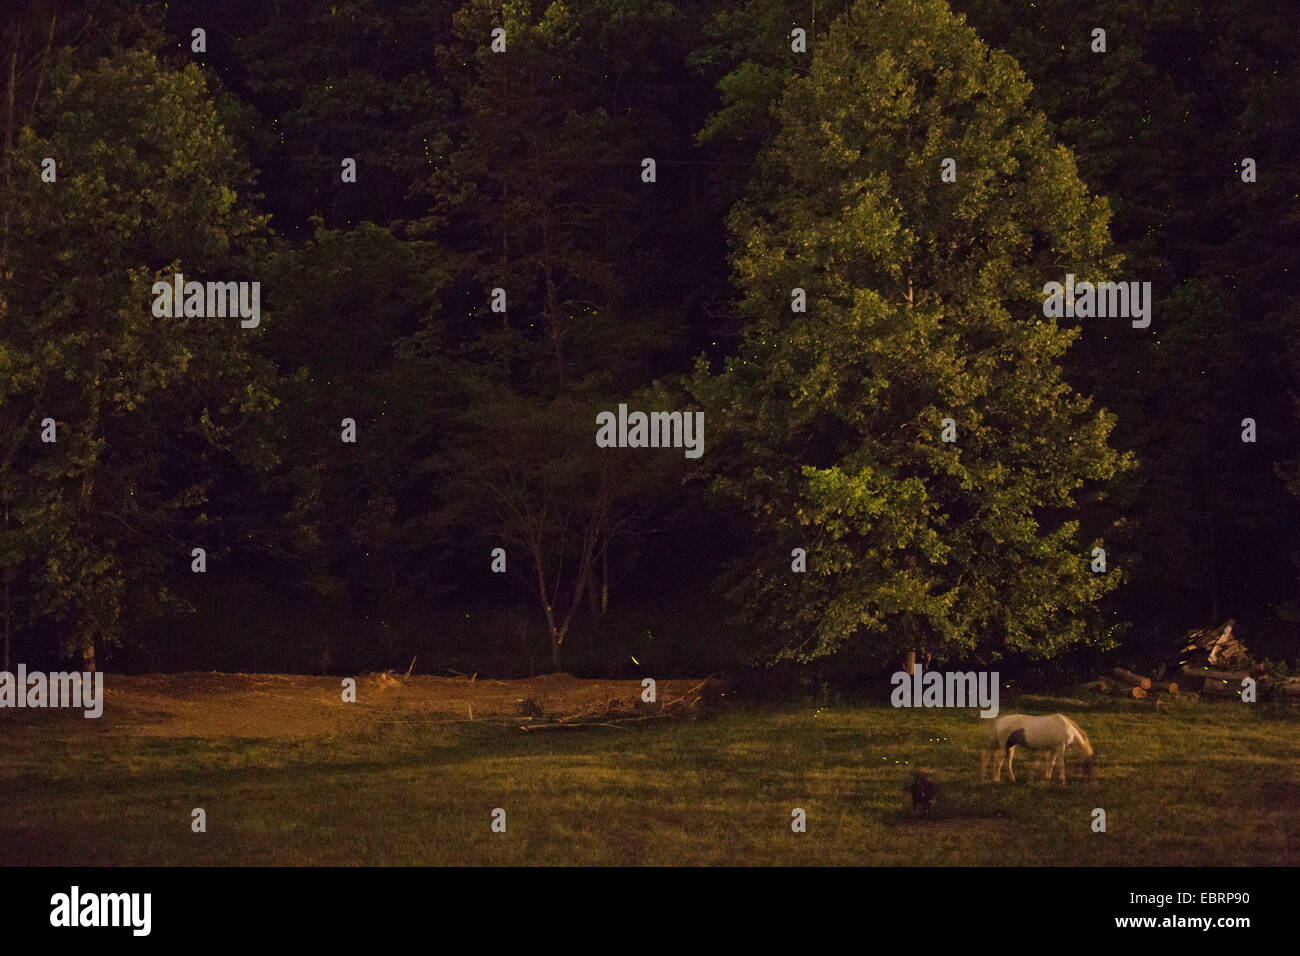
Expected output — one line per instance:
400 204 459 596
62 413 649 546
0 48 276 668
0 1 166 668
412 0 689 668
693 0 1134 667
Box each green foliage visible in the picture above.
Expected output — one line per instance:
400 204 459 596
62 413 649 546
694 0 1134 665
0 48 276 658
690 0 844 149
1 0 1294 676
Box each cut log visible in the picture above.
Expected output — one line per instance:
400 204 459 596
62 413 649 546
1199 677 1241 697
1181 665 1249 684
1112 667 1152 690
1281 682 1300 699
1130 686 1147 699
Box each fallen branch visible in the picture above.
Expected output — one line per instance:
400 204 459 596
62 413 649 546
661 674 721 710
520 719 648 733
518 711 680 733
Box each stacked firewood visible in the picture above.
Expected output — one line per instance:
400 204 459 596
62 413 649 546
1176 620 1248 670
1088 621 1300 701
1171 620 1300 699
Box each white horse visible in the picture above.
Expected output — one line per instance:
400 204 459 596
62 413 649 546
982 713 1094 783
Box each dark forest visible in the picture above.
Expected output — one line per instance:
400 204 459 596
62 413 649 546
2 0 1297 687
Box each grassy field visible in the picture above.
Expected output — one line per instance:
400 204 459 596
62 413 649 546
1 684 1297 865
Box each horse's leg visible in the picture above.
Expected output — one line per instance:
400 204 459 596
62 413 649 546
1044 749 1056 781
1056 745 1067 783
992 748 1004 782
1005 746 1017 782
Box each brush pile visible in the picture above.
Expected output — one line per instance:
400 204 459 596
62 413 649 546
517 676 722 732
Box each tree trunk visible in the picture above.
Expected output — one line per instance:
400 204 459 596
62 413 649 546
1199 677 1239 697
1 33 18 280
3 498 9 672
1208 512 1220 622
529 134 565 388
3 562 9 673
586 562 600 621
550 633 562 673
600 539 609 617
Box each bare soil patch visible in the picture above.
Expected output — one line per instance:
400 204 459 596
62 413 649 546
0 672 710 740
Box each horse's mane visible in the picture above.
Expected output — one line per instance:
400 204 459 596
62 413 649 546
1060 714 1093 755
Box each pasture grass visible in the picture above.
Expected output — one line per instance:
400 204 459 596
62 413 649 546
1 698 1296 865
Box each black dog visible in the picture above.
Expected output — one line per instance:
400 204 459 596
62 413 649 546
904 771 938 814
